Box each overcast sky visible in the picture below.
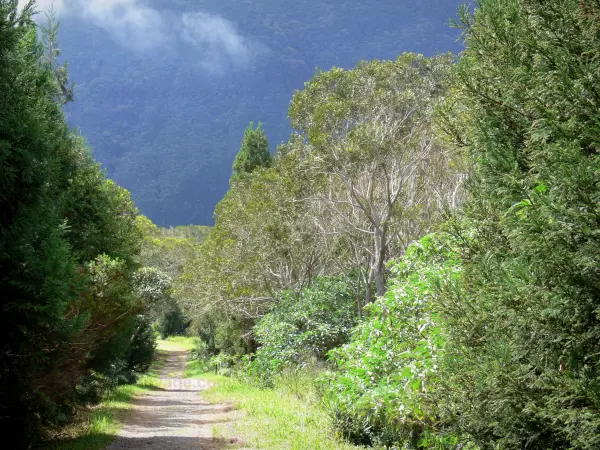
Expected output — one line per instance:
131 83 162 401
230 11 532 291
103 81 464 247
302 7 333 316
20 0 252 71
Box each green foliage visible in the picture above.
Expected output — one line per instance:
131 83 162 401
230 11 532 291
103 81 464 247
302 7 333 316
0 3 150 444
50 350 167 450
137 218 208 337
435 0 600 448
185 55 462 357
249 277 359 384
9 0 595 448
39 6 74 104
324 235 461 448
182 153 320 355
231 122 272 183
186 339 213 375
77 255 144 389
62 139 142 265
126 315 157 377
288 53 462 299
134 267 172 307
153 299 188 339
137 217 209 280
0 3 80 442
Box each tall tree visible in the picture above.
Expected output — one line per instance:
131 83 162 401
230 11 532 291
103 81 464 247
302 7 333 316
230 122 272 183
0 2 146 443
290 54 464 301
439 0 600 447
0 3 77 440
181 156 323 353
39 6 74 104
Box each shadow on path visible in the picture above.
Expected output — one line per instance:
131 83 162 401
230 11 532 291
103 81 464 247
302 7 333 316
107 350 235 450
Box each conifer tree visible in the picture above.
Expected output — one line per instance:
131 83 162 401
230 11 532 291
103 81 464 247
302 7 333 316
0 3 146 444
0 2 77 441
439 1 600 447
230 122 271 183
40 6 74 104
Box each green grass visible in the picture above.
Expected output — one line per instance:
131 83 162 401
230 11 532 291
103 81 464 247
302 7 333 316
183 358 206 378
197 369 365 450
45 336 198 449
156 335 198 351
45 347 168 450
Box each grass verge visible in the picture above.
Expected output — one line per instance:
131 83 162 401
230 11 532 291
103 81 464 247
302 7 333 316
157 335 198 351
43 339 176 450
187 365 364 450
183 358 206 378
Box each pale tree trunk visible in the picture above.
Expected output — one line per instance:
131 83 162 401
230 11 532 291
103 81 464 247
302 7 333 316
365 266 374 305
373 251 386 297
373 223 388 298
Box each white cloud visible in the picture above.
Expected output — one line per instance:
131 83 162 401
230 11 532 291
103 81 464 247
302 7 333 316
181 12 250 71
22 0 162 48
76 1 165 51
19 0 64 14
22 0 253 70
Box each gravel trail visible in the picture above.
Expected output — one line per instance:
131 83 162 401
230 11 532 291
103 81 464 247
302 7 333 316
107 349 233 450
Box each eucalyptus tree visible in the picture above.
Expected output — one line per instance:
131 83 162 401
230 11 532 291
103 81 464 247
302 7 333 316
180 156 323 352
289 54 464 301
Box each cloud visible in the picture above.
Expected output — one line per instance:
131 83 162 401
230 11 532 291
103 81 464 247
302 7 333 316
19 0 64 14
22 0 254 70
181 12 251 71
80 0 167 51
21 0 164 50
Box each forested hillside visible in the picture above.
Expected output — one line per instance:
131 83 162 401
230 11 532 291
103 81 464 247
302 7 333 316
3 1 600 449
56 0 462 225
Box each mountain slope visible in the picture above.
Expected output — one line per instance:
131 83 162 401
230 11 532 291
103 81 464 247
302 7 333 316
59 0 462 226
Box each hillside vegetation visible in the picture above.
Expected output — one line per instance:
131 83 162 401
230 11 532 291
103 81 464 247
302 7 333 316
59 0 463 225
2 1 600 449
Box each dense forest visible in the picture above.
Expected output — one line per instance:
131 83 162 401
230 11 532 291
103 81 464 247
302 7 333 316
56 0 462 226
2 0 600 449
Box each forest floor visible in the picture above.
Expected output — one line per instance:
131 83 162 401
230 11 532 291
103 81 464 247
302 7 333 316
106 344 237 450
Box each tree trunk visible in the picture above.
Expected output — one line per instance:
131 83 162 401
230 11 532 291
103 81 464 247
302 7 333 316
365 266 374 304
373 226 387 297
374 264 386 297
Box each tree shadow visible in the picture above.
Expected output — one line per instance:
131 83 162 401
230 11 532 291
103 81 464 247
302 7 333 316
47 434 231 449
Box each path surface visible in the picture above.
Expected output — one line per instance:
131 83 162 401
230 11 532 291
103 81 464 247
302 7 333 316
107 350 234 449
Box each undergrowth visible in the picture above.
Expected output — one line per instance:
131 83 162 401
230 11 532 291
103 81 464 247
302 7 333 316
191 362 367 450
42 340 173 449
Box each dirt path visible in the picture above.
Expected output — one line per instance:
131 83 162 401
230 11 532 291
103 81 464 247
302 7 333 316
107 350 233 449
